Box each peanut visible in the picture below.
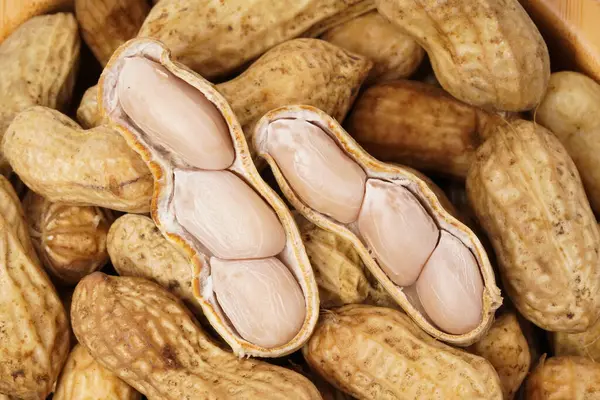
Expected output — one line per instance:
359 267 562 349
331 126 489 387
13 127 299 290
23 191 113 286
255 104 501 344
54 344 141 400
138 0 375 79
76 85 104 129
0 0 73 43
536 71 600 216
0 12 79 174
3 106 154 213
525 356 600 399
99 38 319 356
553 317 600 362
303 305 503 399
0 175 70 399
376 0 550 111
346 80 502 179
467 119 600 331
75 0 150 66
320 11 424 83
468 312 531 399
72 273 322 400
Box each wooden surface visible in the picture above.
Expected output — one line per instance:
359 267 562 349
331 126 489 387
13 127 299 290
0 0 73 43
520 0 600 81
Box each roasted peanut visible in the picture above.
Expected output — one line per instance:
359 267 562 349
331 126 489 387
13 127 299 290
468 312 531 399
553 317 600 362
0 175 70 399
3 107 153 213
0 12 79 174
98 38 319 356
321 11 423 83
376 0 550 111
536 71 600 216
0 0 73 43
304 305 503 399
138 0 374 79
23 191 113 286
467 119 600 332
54 344 141 400
526 356 600 399
72 273 322 400
255 105 501 345
346 80 503 179
75 0 150 66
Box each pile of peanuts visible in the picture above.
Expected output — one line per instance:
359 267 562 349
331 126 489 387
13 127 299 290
1 0 600 399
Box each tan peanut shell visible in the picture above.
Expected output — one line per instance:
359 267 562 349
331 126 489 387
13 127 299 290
107 214 204 318
138 0 374 79
0 0 73 43
23 191 113 286
297 215 396 309
0 175 70 399
467 119 600 332
75 0 150 66
217 38 371 156
553 317 600 362
468 312 531 399
346 80 502 179
99 38 319 357
304 305 503 399
376 0 550 111
76 85 104 129
254 105 502 346
72 273 322 399
525 356 600 399
0 12 79 175
54 344 141 400
536 71 600 217
320 11 424 83
3 107 153 213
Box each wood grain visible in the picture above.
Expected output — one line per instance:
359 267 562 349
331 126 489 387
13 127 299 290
0 0 73 43
520 0 600 81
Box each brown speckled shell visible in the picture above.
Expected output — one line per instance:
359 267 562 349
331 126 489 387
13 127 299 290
254 105 502 346
98 39 319 358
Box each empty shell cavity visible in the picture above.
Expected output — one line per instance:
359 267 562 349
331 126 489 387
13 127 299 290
118 58 307 349
264 117 484 334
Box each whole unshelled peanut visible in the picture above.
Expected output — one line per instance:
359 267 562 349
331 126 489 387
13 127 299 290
0 0 73 43
71 273 322 399
526 356 600 399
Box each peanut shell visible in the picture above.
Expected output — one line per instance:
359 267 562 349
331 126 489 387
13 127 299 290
536 71 600 216
0 0 73 43
468 312 531 399
346 80 502 179
54 344 141 400
525 356 600 399
3 107 153 213
72 273 322 400
23 191 113 286
304 305 503 400
0 175 70 399
255 105 502 345
99 38 319 357
467 119 600 332
138 0 374 79
75 0 150 66
376 0 550 111
320 11 423 83
76 85 104 129
0 12 79 175
553 317 600 362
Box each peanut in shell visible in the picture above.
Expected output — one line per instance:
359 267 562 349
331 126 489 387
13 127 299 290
525 356 600 399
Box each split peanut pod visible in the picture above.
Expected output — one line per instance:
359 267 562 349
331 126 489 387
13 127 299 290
525 356 600 399
53 344 141 400
23 191 113 286
0 12 79 175
375 0 550 111
98 38 319 357
303 305 503 400
71 273 322 399
0 175 70 399
254 105 502 345
467 119 600 332
138 0 375 79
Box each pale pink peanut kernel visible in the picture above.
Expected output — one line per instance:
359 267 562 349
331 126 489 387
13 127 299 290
211 257 306 349
118 56 235 170
357 179 439 287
